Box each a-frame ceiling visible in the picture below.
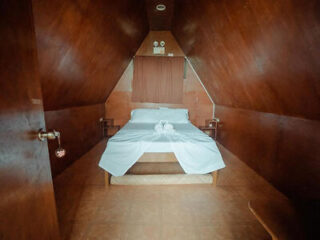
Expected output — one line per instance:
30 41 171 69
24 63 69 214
32 0 148 111
33 0 320 121
145 0 175 30
172 0 320 121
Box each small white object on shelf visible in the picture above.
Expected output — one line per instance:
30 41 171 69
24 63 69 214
153 46 165 54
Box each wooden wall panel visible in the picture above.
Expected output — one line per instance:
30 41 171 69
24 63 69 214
215 105 320 200
132 56 184 103
105 60 213 127
136 31 185 57
172 0 320 120
0 0 60 238
45 104 104 177
32 0 148 111
172 1 320 232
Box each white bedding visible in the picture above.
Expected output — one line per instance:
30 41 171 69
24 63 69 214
99 121 225 176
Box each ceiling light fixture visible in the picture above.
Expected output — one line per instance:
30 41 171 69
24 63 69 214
156 4 166 11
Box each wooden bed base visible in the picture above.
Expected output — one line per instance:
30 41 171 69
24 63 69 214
104 152 219 187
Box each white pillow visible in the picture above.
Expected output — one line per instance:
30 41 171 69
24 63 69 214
130 108 160 123
130 108 190 123
158 108 189 123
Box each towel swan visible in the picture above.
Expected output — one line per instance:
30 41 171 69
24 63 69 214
154 120 175 134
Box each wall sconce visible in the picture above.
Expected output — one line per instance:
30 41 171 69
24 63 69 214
153 40 165 54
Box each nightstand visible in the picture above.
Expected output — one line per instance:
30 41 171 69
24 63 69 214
199 118 220 140
100 118 120 138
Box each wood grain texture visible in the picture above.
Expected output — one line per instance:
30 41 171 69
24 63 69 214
248 199 305 240
0 0 60 238
132 56 184 103
145 0 174 30
173 1 320 232
136 31 185 56
128 162 184 175
32 0 148 111
172 0 320 120
106 60 213 127
215 105 320 200
45 104 104 177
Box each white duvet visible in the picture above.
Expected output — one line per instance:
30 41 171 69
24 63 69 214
99 122 225 176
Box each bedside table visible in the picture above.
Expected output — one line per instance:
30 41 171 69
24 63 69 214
100 118 120 138
199 118 220 140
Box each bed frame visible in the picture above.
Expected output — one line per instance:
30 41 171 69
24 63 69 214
104 152 219 187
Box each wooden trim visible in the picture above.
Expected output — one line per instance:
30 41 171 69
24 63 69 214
248 201 278 240
104 171 110 187
212 170 218 186
248 199 305 240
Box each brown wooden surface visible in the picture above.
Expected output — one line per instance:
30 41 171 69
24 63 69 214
132 56 184 104
138 152 178 163
0 0 60 238
45 104 104 177
128 162 184 175
145 0 174 30
136 31 185 56
54 141 276 239
216 105 320 200
172 0 320 120
105 172 109 187
212 171 218 186
106 60 213 127
248 199 305 240
173 1 320 235
32 0 149 111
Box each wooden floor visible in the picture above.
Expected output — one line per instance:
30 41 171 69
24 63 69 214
54 140 287 240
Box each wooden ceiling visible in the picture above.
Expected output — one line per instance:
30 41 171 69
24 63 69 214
171 0 320 204
145 0 174 30
32 0 148 111
172 0 320 121
32 0 320 120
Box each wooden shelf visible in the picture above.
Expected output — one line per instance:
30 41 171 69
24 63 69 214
100 118 120 137
199 118 220 140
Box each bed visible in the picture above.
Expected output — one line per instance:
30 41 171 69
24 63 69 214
99 108 225 186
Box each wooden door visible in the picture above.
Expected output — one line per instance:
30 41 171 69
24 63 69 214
0 0 60 239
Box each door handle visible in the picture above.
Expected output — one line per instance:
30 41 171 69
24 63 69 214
38 129 66 158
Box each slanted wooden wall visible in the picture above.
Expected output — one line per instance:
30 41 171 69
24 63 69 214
105 59 213 127
106 31 213 126
172 0 320 235
32 0 149 176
